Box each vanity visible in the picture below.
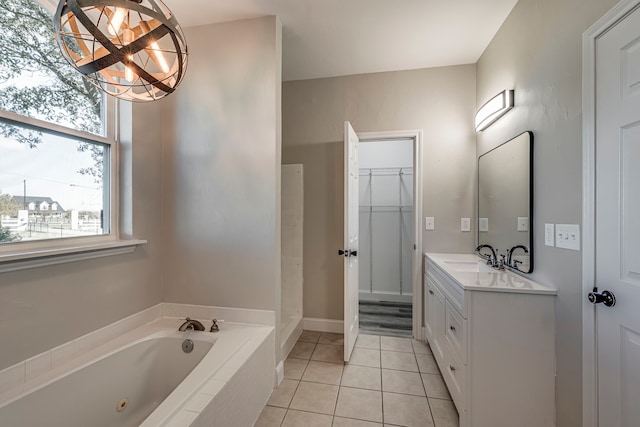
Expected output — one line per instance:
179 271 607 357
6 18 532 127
424 253 557 427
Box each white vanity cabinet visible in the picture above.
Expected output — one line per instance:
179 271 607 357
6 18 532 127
424 253 557 427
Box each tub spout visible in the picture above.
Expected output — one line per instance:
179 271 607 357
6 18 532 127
178 317 206 332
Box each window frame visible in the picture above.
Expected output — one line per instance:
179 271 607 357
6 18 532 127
0 96 144 271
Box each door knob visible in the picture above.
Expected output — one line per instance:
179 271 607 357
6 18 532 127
338 249 346 256
349 250 357 257
587 290 616 307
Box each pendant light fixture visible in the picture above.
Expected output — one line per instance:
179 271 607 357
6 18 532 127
53 0 188 102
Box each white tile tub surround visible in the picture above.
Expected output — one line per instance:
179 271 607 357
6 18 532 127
0 303 276 395
0 302 277 427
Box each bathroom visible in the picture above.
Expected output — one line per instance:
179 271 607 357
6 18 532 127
0 0 637 426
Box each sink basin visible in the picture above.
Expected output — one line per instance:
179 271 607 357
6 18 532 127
442 260 496 273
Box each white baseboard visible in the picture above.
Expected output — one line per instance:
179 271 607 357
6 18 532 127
303 317 344 333
275 360 284 387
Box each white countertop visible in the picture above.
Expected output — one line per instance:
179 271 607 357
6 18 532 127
425 253 558 295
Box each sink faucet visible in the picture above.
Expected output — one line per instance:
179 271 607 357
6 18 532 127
475 244 497 267
178 317 206 332
507 245 529 270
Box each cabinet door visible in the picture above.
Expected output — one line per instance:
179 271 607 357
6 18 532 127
427 277 446 363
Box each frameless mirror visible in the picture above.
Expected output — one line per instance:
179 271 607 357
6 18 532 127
478 131 533 273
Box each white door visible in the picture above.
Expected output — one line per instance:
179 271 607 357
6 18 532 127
343 121 360 361
594 5 640 425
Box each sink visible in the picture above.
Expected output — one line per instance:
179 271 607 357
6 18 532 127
442 260 496 273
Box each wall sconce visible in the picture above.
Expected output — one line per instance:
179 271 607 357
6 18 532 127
53 0 188 102
474 90 514 132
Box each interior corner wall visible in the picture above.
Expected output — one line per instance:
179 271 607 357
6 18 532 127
282 65 477 321
0 102 164 370
161 17 281 314
475 0 617 425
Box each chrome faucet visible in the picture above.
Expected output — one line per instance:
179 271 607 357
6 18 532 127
475 244 498 267
178 317 206 332
507 245 529 270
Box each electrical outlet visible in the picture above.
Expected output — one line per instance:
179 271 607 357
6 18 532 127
545 224 555 247
555 224 580 251
461 218 471 232
425 217 435 231
479 218 489 232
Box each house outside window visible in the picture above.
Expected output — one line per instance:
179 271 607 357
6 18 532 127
0 0 116 245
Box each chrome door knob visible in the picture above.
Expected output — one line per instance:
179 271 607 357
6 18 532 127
588 290 616 307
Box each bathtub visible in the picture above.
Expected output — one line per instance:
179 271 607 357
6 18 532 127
0 318 275 427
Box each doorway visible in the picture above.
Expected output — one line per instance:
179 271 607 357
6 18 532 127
583 1 640 425
358 139 414 337
357 130 423 341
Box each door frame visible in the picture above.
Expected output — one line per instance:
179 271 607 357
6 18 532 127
357 129 424 340
582 1 640 425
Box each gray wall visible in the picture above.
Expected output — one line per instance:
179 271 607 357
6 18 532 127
476 0 617 425
283 65 477 320
161 17 281 318
0 101 164 370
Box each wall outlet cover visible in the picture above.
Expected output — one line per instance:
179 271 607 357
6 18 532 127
517 217 529 232
425 217 435 231
545 223 555 247
555 224 580 251
461 218 471 232
479 218 489 232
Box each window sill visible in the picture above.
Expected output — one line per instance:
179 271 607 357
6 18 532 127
0 240 147 273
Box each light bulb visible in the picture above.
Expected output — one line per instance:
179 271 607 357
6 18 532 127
149 41 170 73
125 56 134 82
108 7 127 36
123 29 135 82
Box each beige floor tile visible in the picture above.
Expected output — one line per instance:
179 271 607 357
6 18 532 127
348 347 381 368
411 339 432 355
335 387 383 423
383 392 434 427
416 353 439 374
318 332 345 346
302 361 344 385
382 369 425 396
381 336 414 353
429 398 459 427
333 416 383 426
299 330 322 343
289 381 339 414
311 343 344 363
290 341 316 360
341 364 382 390
381 351 418 372
355 334 381 349
254 405 287 427
284 357 309 380
267 379 299 408
421 374 452 400
282 409 333 427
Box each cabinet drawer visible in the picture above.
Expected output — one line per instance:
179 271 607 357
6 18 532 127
445 301 466 364
443 346 466 410
426 260 466 318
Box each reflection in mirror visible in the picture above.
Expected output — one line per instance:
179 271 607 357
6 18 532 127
478 132 533 273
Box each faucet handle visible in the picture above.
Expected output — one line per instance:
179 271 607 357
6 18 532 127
210 319 224 332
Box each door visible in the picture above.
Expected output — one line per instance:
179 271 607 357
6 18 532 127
343 121 359 361
594 5 640 425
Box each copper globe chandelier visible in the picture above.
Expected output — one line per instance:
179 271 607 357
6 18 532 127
53 0 188 102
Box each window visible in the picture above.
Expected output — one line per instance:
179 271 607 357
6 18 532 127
0 0 116 247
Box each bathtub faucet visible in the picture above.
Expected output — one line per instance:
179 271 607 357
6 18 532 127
178 317 206 332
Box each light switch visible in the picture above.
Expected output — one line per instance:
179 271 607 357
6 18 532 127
479 218 489 232
517 217 529 232
545 224 555 247
461 218 471 232
555 224 580 251
425 217 435 231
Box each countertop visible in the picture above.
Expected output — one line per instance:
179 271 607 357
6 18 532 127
425 253 558 295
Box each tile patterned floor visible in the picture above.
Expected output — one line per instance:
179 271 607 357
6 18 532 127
254 332 459 427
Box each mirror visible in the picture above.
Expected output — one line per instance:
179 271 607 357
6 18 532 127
478 131 533 273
